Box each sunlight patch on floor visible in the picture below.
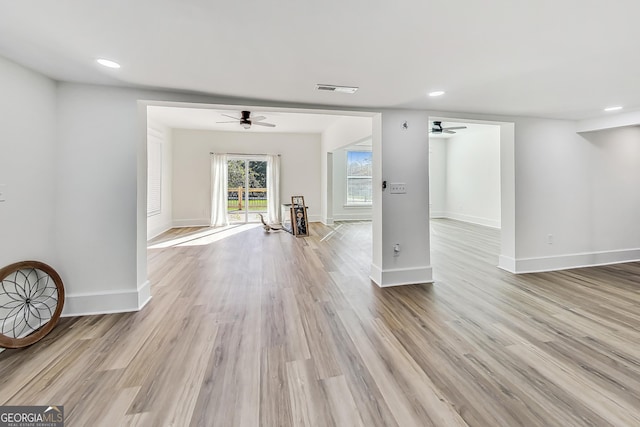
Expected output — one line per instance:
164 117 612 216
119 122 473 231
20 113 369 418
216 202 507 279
148 224 261 249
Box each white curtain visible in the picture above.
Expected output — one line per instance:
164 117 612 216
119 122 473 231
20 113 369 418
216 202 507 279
210 154 229 227
266 154 281 224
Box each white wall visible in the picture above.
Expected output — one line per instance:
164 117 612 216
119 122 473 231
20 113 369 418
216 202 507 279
444 127 501 228
322 116 373 152
146 122 173 239
55 83 154 315
429 128 501 228
0 56 58 268
513 119 640 272
172 130 322 224
331 147 373 221
516 118 592 263
586 127 640 252
372 110 432 286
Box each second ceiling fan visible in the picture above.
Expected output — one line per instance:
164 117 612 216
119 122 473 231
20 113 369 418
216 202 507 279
217 111 276 129
430 121 466 134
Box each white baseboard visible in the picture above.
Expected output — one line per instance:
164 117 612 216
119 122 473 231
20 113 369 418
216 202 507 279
308 214 322 223
333 213 373 221
498 255 517 273
370 264 433 287
440 212 501 229
322 217 334 226
137 280 152 309
172 216 324 226
513 248 640 274
430 211 447 218
172 218 211 228
370 264 382 285
61 280 152 317
147 224 172 241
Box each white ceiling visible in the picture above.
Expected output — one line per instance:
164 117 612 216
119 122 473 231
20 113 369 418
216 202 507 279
2 2 639 120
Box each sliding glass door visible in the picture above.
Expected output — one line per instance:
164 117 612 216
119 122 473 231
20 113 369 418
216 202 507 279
227 157 268 223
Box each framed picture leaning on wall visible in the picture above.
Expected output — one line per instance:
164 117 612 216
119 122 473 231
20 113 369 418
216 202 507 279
290 196 308 237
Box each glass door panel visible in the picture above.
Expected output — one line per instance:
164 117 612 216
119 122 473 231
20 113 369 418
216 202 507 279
227 158 268 224
227 159 246 223
247 160 267 223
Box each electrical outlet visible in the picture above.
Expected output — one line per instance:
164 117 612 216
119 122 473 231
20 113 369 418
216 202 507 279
0 184 6 202
547 234 553 244
389 183 406 194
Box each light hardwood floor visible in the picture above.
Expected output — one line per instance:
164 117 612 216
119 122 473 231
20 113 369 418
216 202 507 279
2 219 640 426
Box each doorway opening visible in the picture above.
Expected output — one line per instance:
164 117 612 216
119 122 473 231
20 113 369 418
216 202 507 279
227 156 267 224
428 116 515 273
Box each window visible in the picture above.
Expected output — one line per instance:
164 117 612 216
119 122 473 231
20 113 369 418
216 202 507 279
346 150 372 205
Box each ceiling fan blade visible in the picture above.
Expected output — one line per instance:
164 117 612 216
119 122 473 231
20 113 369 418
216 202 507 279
250 116 266 122
216 120 238 124
444 130 456 134
443 126 467 130
252 121 276 127
221 114 240 120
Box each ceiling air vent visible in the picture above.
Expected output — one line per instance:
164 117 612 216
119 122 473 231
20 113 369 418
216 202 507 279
316 84 358 94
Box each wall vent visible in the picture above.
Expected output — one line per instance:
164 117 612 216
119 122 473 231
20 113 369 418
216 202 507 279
316 84 358 94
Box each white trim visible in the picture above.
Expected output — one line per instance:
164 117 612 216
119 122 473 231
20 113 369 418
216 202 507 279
442 212 501 229
308 214 322 223
147 224 173 240
137 280 152 309
172 218 211 228
147 121 165 137
498 255 517 273
370 263 382 285
577 110 640 133
370 265 433 287
512 248 640 274
429 211 447 218
322 217 334 226
61 280 151 317
333 212 372 221
342 202 373 209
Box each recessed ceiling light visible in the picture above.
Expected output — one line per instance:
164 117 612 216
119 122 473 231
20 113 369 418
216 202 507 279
96 58 121 69
429 91 445 97
604 106 623 112
316 84 358 94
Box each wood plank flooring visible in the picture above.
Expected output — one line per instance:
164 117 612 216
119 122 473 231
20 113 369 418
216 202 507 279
2 219 640 426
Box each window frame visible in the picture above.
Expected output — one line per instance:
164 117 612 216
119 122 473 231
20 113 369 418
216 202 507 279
345 149 373 207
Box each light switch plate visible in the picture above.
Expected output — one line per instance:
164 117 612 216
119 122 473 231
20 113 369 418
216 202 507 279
389 183 406 194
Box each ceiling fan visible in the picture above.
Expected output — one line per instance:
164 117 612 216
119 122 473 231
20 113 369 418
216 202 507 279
430 121 467 134
217 110 276 129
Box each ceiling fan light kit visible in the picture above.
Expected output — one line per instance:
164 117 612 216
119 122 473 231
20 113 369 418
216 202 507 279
429 121 467 135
